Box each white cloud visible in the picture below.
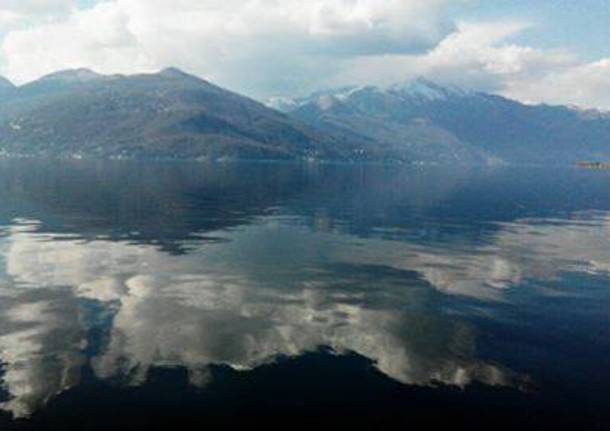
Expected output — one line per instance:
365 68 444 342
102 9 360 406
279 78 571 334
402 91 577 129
415 21 575 91
0 0 455 96
0 0 76 15
1 2 152 81
0 10 21 28
0 0 78 29
504 58 610 109
333 20 610 109
334 21 575 91
1 1 610 108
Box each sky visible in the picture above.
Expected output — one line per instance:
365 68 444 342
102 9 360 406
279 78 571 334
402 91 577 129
0 0 610 108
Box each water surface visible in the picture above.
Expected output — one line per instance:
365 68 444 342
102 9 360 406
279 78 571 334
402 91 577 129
0 160 609 429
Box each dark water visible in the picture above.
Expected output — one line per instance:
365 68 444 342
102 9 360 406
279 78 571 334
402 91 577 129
0 160 609 430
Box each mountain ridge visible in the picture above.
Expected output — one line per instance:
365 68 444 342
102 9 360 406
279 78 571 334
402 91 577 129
1 68 609 164
0 76 15 98
0 75 14 88
279 78 610 164
0 67 362 161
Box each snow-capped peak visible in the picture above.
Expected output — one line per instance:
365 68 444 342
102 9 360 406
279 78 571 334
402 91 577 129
266 78 468 113
388 77 468 101
266 96 299 112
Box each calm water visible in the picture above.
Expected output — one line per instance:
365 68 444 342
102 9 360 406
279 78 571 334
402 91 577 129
0 160 609 430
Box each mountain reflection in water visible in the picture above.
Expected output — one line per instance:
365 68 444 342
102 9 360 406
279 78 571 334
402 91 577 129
0 160 609 429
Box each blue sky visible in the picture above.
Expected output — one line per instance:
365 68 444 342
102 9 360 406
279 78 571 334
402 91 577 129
1 1 610 108
456 0 610 60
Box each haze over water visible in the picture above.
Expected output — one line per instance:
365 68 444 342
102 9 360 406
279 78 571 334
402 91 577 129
0 160 609 429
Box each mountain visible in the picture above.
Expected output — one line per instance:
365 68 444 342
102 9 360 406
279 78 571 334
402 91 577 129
0 68 357 161
0 76 15 98
3 69 609 164
282 78 610 164
37 68 106 83
280 82 494 164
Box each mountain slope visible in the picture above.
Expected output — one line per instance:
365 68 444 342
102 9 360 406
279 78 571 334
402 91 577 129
0 68 354 160
284 78 610 164
0 76 15 98
288 84 493 164
4 70 609 164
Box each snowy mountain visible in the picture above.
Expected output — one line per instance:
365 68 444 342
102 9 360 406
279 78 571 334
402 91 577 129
279 79 610 164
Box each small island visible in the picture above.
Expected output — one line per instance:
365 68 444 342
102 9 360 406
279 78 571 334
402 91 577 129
577 161 610 169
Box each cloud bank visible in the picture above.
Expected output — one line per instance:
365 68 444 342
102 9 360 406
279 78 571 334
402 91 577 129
1 0 610 108
0 0 454 96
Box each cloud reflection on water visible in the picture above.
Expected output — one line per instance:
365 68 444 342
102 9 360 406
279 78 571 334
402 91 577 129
1 208 608 417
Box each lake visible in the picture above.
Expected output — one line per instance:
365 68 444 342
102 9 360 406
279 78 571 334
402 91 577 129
0 160 609 430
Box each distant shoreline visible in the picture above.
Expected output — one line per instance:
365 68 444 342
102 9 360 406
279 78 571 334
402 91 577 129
577 161 610 169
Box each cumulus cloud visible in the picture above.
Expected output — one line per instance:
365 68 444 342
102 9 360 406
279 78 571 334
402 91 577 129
415 21 575 92
0 0 455 95
504 58 610 109
0 0 76 17
0 0 78 29
0 10 21 28
1 1 610 107
1 2 151 81
331 19 610 109
334 21 574 93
